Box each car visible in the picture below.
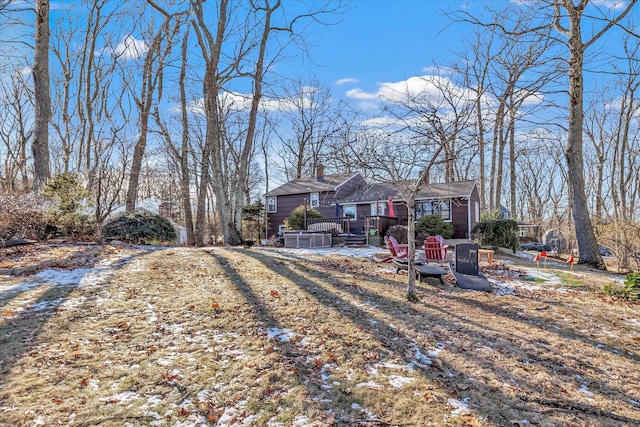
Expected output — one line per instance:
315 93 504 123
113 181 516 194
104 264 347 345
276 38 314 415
520 242 552 252
599 246 613 256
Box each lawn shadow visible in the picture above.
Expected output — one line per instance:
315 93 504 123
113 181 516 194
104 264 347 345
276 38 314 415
238 248 640 426
204 249 356 423
0 248 151 385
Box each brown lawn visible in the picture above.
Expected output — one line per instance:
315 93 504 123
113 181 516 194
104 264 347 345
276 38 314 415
0 245 639 426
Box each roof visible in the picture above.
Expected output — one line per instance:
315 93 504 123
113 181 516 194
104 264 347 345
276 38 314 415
265 173 358 196
339 180 477 204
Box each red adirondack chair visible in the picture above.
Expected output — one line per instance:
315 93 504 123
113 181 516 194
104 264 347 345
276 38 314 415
423 236 448 264
385 236 409 259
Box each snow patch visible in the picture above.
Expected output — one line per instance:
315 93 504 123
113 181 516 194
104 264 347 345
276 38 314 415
355 381 384 389
389 375 414 388
101 391 138 403
408 343 432 369
267 327 296 342
580 384 595 397
448 397 472 416
292 416 311 426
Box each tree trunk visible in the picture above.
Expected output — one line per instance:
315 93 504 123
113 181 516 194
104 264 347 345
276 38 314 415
125 122 148 213
32 0 52 191
508 107 517 216
565 15 605 269
179 28 195 246
406 199 418 302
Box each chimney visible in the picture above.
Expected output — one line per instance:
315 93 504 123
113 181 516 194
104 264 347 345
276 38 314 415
317 163 325 181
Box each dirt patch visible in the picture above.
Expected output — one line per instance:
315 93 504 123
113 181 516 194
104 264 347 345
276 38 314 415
0 243 105 271
1 246 639 426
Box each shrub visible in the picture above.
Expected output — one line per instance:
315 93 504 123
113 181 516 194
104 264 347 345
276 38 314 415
472 218 519 253
604 272 640 300
284 205 322 230
386 225 408 244
42 173 93 238
104 212 177 244
415 214 454 239
0 194 48 241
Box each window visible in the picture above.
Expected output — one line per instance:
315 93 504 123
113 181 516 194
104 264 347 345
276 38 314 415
416 200 451 221
267 196 277 213
310 192 319 208
370 202 387 216
343 204 356 220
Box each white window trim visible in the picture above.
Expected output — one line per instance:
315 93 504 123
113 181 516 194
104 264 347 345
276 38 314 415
371 202 387 216
267 196 277 213
309 192 320 208
343 204 357 221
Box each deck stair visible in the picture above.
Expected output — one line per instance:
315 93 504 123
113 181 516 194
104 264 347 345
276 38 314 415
344 235 367 247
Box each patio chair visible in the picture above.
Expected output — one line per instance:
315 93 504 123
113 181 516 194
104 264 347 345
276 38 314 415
385 235 409 259
423 236 448 264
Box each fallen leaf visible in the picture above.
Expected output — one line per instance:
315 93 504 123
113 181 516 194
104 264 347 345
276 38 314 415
207 406 224 423
177 407 190 417
80 377 89 387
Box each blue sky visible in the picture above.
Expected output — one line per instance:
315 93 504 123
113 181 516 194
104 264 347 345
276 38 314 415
300 0 469 100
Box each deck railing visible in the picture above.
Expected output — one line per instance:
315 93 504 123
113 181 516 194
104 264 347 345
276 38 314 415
304 217 351 235
364 215 399 236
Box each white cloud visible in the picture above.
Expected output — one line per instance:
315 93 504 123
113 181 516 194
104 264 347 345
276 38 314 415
345 87 379 100
521 91 545 105
112 35 148 60
335 77 359 86
182 91 304 116
592 0 627 10
346 75 473 106
421 65 455 75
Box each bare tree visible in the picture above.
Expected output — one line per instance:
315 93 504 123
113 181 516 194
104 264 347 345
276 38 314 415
124 2 184 213
274 79 341 180
551 0 637 268
0 70 33 193
604 35 640 270
459 0 637 268
91 130 129 244
191 0 343 245
380 73 475 184
32 0 51 190
348 132 444 301
151 25 196 246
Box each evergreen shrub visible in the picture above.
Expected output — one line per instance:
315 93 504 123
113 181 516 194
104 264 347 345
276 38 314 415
415 214 454 239
285 205 322 230
104 212 177 244
472 218 519 253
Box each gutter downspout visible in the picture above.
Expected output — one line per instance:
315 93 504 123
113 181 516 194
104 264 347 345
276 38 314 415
467 196 472 241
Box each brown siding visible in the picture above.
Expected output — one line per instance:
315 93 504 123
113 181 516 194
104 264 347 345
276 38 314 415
267 191 339 237
375 197 472 239
450 198 469 239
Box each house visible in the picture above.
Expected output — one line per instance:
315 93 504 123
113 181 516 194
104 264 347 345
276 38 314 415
265 165 481 241
339 180 481 239
265 165 366 237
